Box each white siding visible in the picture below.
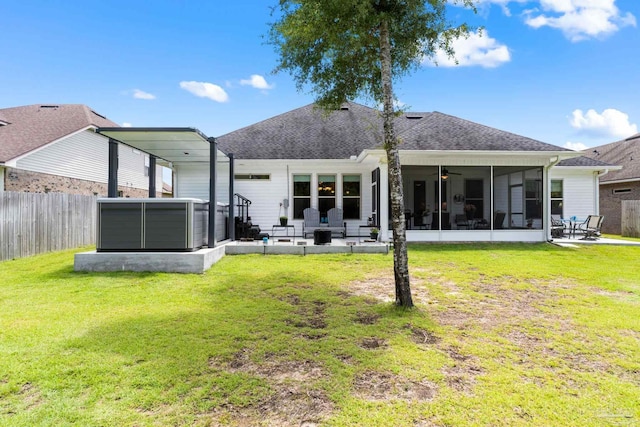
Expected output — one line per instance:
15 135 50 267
233 160 373 236
550 168 598 219
17 130 110 183
173 161 229 204
174 163 210 200
117 145 163 191
0 167 5 192
175 159 374 236
15 130 161 191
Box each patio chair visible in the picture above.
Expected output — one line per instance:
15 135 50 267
550 215 566 238
414 212 431 229
494 211 506 229
578 215 604 240
302 207 321 238
455 214 470 230
326 208 346 238
404 209 413 230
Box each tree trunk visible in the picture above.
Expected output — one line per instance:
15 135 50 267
379 18 413 308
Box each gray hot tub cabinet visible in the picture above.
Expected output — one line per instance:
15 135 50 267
97 198 208 252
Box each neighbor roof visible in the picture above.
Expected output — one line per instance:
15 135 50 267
216 102 572 159
584 133 640 183
0 104 118 163
556 156 614 167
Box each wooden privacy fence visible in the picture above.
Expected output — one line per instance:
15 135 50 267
0 192 97 261
621 200 640 238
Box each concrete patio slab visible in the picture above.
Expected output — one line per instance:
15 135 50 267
74 246 225 273
74 239 390 273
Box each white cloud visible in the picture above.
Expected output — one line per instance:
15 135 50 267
425 30 510 68
122 122 133 127
240 74 274 90
132 89 156 100
474 0 528 16
524 0 636 41
563 141 588 151
570 108 638 139
179 81 229 103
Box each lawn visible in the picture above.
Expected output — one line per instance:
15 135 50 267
0 243 638 426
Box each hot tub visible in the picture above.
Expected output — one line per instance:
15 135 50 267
96 198 208 252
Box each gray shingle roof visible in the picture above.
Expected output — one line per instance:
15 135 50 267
556 156 613 167
398 111 570 151
216 102 570 159
0 104 118 163
584 133 640 182
217 103 383 160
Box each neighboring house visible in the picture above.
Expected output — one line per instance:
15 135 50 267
162 182 173 198
584 133 640 234
0 104 162 196
200 102 607 242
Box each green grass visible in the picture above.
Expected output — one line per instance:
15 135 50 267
1 243 639 426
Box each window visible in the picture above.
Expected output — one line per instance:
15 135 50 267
234 174 270 180
318 174 336 222
551 180 563 216
144 155 150 177
342 175 361 220
293 175 311 219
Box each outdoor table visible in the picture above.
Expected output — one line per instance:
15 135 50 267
271 225 295 244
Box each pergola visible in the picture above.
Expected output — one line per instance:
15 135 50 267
95 127 234 246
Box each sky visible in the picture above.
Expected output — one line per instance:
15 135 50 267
2 0 639 155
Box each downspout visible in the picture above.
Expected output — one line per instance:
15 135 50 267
546 156 561 241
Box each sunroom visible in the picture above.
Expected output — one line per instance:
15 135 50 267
363 149 579 243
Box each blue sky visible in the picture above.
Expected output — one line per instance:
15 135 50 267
2 0 639 153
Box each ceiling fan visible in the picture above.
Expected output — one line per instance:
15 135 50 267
430 168 462 180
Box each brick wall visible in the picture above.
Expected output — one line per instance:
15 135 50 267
599 181 640 235
3 167 161 198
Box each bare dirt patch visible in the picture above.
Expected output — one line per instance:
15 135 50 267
348 276 395 303
19 382 43 411
222 350 324 383
406 324 440 345
286 300 328 330
353 371 436 401
354 311 381 325
209 350 333 426
359 337 387 349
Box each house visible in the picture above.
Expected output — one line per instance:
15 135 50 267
92 102 610 243
584 133 640 234
208 102 608 242
0 104 163 197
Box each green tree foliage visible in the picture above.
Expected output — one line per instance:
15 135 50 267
269 0 477 307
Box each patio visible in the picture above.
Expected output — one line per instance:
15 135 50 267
225 237 390 255
75 238 389 274
551 236 640 247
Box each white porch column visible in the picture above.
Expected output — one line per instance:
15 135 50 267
544 164 552 240
379 162 390 240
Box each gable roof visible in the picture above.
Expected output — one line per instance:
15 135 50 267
216 102 571 159
584 133 640 183
0 104 118 163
